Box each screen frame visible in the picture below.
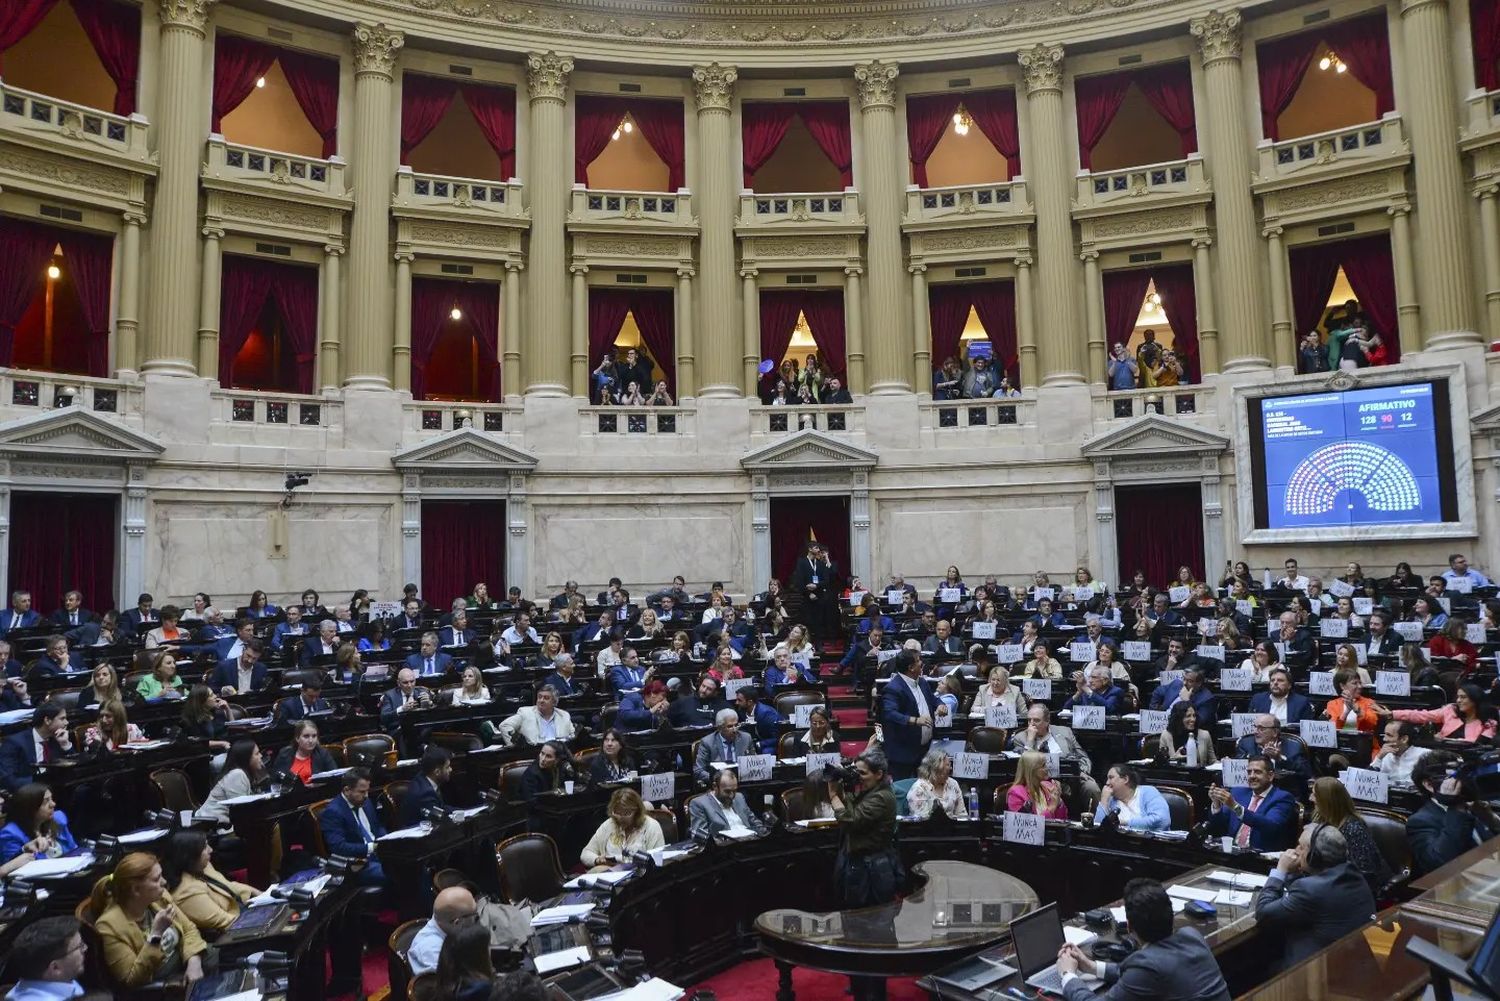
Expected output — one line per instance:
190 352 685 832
1232 363 1477 545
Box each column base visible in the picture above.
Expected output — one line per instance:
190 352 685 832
140 358 198 378
1040 371 1086 388
866 380 912 395
1219 356 1273 374
1422 328 1485 352
343 375 393 391
697 383 743 399
523 382 571 398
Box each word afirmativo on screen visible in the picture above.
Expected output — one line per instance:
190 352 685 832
1252 382 1456 530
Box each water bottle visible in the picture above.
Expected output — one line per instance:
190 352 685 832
967 787 980 819
1185 735 1199 768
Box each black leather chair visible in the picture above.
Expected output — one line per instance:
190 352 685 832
773 690 825 718
1360 807 1414 899
1157 786 1195 830
149 767 199 813
500 762 530 803
496 833 566 904
342 733 395 769
966 726 1009 753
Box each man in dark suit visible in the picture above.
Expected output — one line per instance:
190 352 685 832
878 650 936 780
390 598 425 633
788 543 839 643
823 377 852 404
0 702 73 792
550 580 581 611
573 611 614 651
379 668 433 736
614 347 651 398
1206 755 1299 851
318 768 388 884
400 746 452 827
1248 668 1315 724
270 607 309 651
1363 611 1404 658
1407 753 1499 875
299 621 341 666
118 593 158 637
542 654 580 697
276 674 332 724
66 610 121 649
1058 878 1231 1001
211 618 257 662
438 611 474 649
194 608 235 647
404 633 453 679
1149 636 1201 677
1149 664 1217 719
1254 824 1376 970
49 591 94 631
607 647 650 698
209 639 268 695
734 685 783 753
0 591 42 638
1272 611 1316 661
1233 715 1311 785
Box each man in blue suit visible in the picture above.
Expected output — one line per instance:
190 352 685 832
438 611 475 649
211 619 256 662
318 768 388 885
1205 755 1299 851
572 612 614 651
1064 665 1129 715
404 633 453 679
734 685 784 753
607 647 650 698
209 640 268 695
1233 714 1312 785
270 606 309 651
0 702 73 792
1149 665 1218 720
118 593 158 637
542 654 580 697
0 591 41 638
276 674 332 724
1248 668 1315 724
879 650 937 780
400 747 452 827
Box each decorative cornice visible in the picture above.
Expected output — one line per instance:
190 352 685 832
854 61 899 110
157 0 213 32
353 23 404 77
1190 10 1242 65
527 52 575 102
692 64 738 112
1019 44 1064 94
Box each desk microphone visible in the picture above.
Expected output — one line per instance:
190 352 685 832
478 790 501 807
421 805 453 824
269 886 316 906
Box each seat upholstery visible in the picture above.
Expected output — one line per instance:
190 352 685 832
1360 808 1413 877
150 767 199 812
379 779 412 830
500 762 531 803
774 690 825 718
1157 786 1195 830
307 799 331 855
387 917 427 1001
966 726 1009 753
431 730 484 754
496 832 566 904
649 806 679 844
343 733 396 769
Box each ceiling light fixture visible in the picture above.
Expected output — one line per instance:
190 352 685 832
611 117 634 141
46 264 61 280
1318 51 1348 73
450 306 463 321
952 107 973 136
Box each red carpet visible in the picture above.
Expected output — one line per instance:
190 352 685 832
690 957 923 1000
328 948 392 1001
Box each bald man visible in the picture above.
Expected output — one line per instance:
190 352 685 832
408 885 477 976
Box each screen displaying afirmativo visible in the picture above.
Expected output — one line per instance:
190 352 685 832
1249 381 1458 530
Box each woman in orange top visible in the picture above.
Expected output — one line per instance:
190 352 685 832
1428 618 1480 673
1325 667 1382 754
144 605 184 649
270 720 336 785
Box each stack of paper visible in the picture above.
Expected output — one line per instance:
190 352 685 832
596 978 684 1001
534 945 592 973
1205 870 1269 889
563 869 635 889
531 902 596 926
15 854 95 878
377 824 431 841
1165 885 1217 903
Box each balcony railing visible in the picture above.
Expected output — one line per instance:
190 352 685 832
202 136 346 200
1257 113 1405 181
393 167 526 221
580 406 693 437
570 186 694 227
750 404 864 435
903 180 1031 224
211 388 341 431
0 370 141 420
1074 155 1205 209
0 81 149 160
1465 88 1500 141
918 398 1035 432
738 189 863 228
406 401 521 437
1093 384 1210 422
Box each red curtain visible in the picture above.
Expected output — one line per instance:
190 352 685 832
8 492 117 615
967 90 1023 177
587 288 633 385
455 281 502 400
628 98 687 191
0 217 64 368
1074 72 1133 170
1327 14 1395 120
267 263 318 393
211 33 278 133
970 281 1019 386
1102 268 1153 361
1114 484 1203 588
799 102 854 188
742 103 796 186
1288 240 1345 342
400 73 458 164
56 228 113 377
927 283 972 372
409 278 448 401
1135 62 1198 157
462 84 518 180
0 0 60 72
626 289 676 393
574 95 628 185
421 500 505 609
410 278 500 400
1474 0 1500 89
770 496 849 588
69 0 138 116
1256 31 1322 140
1151 264 1200 382
219 256 317 390
906 93 958 187
758 291 804 376
801 290 846 380
1338 234 1402 362
278 49 340 158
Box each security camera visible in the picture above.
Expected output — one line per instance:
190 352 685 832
284 472 312 491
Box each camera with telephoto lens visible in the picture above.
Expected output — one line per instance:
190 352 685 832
819 762 859 788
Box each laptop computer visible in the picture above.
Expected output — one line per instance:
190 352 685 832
1011 903 1071 996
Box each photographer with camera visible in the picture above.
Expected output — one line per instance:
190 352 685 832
1407 752 1499 875
826 749 902 1001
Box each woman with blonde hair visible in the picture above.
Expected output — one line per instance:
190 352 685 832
453 665 490 705
540 631 566 662
79 663 131 708
1003 751 1068 819
91 851 211 988
907 749 967 819
136 649 185 700
86 699 144 752
628 608 663 641
1309 776 1390 895
579 787 664 870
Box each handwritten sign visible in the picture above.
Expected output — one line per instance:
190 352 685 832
1375 671 1411 697
886 590 905 605
1450 576 1474 594
847 592 867 607
1309 671 1336 696
737 754 774 782
1045 752 1061 775
1002 811 1045 846
641 772 675 803
1353 597 1374 616
1169 586 1191 604
1393 621 1424 642
1221 757 1249 789
1329 579 1355 599
1220 668 1252 692
1230 713 1260 738
973 621 997 641
1198 618 1219 637
793 704 826 728
953 752 989 780
1341 768 1389 804
1236 600 1254 617
996 644 1023 664
1123 641 1152 661
371 600 402 620
1320 617 1349 639
1023 678 1053 701
1354 645 1369 666
1069 642 1096 663
1157 670 1184 686
1196 644 1226 662
940 588 962 604
1468 623 1488 645
806 753 841 778
1034 586 1055 602
1273 642 1289 661
1140 709 1169 735
876 648 899 664
1301 720 1337 748
1072 705 1106 730
985 705 1017 729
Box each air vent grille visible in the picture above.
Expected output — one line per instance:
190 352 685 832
1118 54 1143 66
1318 222 1356 237
1127 251 1163 264
448 64 473 77
615 273 648 284
440 264 475 276
783 87 806 97
38 204 83 222
955 267 988 278
785 274 818 284
255 242 292 257
618 82 642 93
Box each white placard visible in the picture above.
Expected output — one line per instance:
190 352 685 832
953 751 989 780
1341 767 1389 804
1309 671 1336 696
1198 618 1219 637
1140 709 1169 735
934 708 952 730
973 621 997 641
1169 586 1191 604
985 705 1018 729
1220 757 1249 789
1196 644 1226 663
1072 705 1106 730
1220 668 1252 692
886 590 905 605
1157 670 1184 686
1439 596 1452 614
641 772 675 803
1393 621 1424 642
1320 617 1349 638
996 644 1023 664
1450 576 1474 594
847 592 867 607
876 648 899 664
792 704 826 727
806 752 842 778
1301 720 1337 749
1230 712 1259 738
1353 598 1374 616
737 754 774 782
1235 600 1254 617
1023 678 1053 701
371 600 403 620
1375 671 1411 697
1273 642 1289 661
724 678 753 699
1068 586 1091 603
1034 586 1055 602
1123 641 1152 661
1002 811 1045 846
1069 642 1097 663
1468 623 1488 644
1354 645 1369 666
940 588 963 604
1329 579 1355 599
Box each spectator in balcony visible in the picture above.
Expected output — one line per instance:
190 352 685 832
768 379 792 405
961 355 997 398
933 357 963 399
615 348 652 398
1152 349 1184 386
646 381 673 406
825 377 852 404
1299 331 1328 374
592 353 618 405
1136 329 1163 387
617 381 645 406
1108 343 1138 391
993 374 1020 398
798 354 827 400
795 384 816 406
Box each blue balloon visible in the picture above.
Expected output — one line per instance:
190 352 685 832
758 359 776 375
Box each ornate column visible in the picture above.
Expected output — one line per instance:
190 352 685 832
344 23 403 389
850 470 872 583
854 61 910 393
195 224 223 379
750 474 771 589
1190 235 1220 374
691 63 740 397
503 262 523 393
1081 250 1104 384
319 244 343 391
142 0 213 377
1263 224 1294 370
569 263 589 397
525 52 574 395
1190 11 1271 371
908 264 928 393
392 251 413 392
1015 255 1037 389
1018 45 1083 385
1477 187 1500 342
1400 0 1479 350
1389 202 1422 342
740 269 760 396
844 266 865 394
115 210 144 376
676 267 695 397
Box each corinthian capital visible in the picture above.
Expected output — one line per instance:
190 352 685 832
353 24 404 77
1019 44 1065 95
1190 10 1243 64
854 61 900 110
692 64 738 112
157 0 214 32
527 52 574 102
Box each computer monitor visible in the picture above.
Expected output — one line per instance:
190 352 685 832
1009 902 1066 978
1467 903 1500 996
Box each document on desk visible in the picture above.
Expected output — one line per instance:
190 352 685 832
1062 926 1096 946
1166 885 1218 903
450 807 488 821
596 977 685 1001
1213 890 1253 907
533 945 592 974
15 854 95 878
218 792 276 806
1206 870 1269 889
116 827 167 845
564 869 635 889
121 739 174 751
1113 899 1184 924
377 823 432 841
531 902 596 926
310 767 353 781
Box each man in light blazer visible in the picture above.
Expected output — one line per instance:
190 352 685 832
693 708 755 785
688 768 768 841
1009 703 1099 802
496 686 575 746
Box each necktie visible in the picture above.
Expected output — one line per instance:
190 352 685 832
724 738 736 763
41 740 53 764
425 658 433 675
1236 795 1262 847
9 614 17 629
70 613 77 625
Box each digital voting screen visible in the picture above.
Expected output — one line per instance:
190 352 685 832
1255 382 1451 530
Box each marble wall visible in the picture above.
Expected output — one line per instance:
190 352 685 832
532 499 749 594
873 492 1092 585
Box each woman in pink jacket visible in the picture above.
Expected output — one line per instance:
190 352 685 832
1381 683 1498 743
